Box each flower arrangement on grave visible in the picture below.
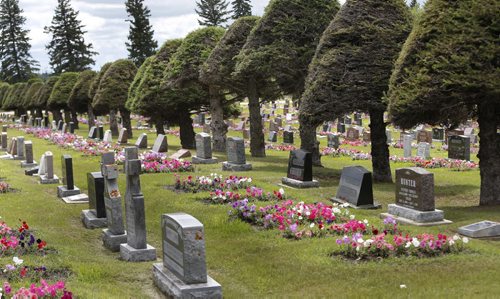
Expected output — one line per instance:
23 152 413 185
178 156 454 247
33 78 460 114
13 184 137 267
109 190 120 198
1 257 69 282
208 187 286 204
0 182 12 194
390 156 478 171
1 280 72 298
115 151 193 173
174 174 253 193
0 221 47 256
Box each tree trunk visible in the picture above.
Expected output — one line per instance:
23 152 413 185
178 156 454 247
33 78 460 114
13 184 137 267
477 102 500 205
179 111 196 149
71 110 79 129
87 103 95 129
210 86 228 152
299 120 322 166
154 118 165 135
120 108 133 138
248 78 266 157
52 110 62 123
109 109 119 137
369 109 392 183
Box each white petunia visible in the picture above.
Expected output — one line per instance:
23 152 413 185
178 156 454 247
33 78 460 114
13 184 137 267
449 240 455 246
400 284 407 289
411 238 420 247
463 237 469 244
405 242 411 248
357 238 364 244
453 235 459 241
12 257 23 265
333 208 340 214
363 219 369 224
350 215 355 220
309 223 315 228
279 188 285 195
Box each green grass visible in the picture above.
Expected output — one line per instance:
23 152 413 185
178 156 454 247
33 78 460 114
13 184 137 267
0 121 499 298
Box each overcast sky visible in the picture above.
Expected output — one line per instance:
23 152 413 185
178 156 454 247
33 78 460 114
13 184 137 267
20 0 423 73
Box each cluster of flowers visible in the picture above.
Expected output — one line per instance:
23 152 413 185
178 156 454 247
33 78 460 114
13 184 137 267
390 156 478 171
174 174 253 193
336 217 469 259
1 280 72 298
1 257 53 282
265 144 297 151
229 200 365 239
321 147 369 159
0 221 47 256
209 187 286 204
0 182 11 193
115 151 193 173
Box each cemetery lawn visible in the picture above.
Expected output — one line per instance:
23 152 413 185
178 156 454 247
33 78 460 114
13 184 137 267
0 126 499 298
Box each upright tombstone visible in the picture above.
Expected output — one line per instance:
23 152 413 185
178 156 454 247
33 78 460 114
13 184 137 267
43 116 49 128
1 132 7 151
153 213 222 299
39 152 59 184
362 131 371 142
57 120 63 131
192 133 218 164
403 134 413 158
135 133 148 149
69 122 75 134
417 130 433 144
386 129 392 143
103 130 113 143
51 120 57 131
327 134 340 149
448 135 470 161
102 164 127 252
269 121 278 132
61 123 67 133
344 116 352 125
337 123 345 134
381 168 451 226
345 127 359 141
118 128 128 144
331 166 380 209
97 126 104 140
222 137 252 171
152 134 168 153
416 142 431 159
268 131 278 143
88 126 97 139
20 141 37 168
14 136 25 160
281 150 319 188
120 147 156 261
432 128 445 141
8 138 17 156
283 131 294 144
58 155 88 203
1 125 6 133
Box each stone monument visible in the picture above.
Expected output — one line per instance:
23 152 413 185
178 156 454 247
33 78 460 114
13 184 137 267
331 166 380 209
222 137 252 171
192 133 218 164
281 150 319 188
102 164 128 252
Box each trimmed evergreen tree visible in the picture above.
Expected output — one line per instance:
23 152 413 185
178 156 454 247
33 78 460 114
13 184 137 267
33 76 60 120
0 82 9 108
196 0 230 26
231 0 252 19
47 72 79 123
22 78 43 116
388 0 500 205
44 0 97 74
125 0 158 66
68 70 96 129
0 0 39 83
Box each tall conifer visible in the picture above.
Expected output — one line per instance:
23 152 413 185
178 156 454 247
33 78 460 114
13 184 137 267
125 0 158 66
195 0 230 26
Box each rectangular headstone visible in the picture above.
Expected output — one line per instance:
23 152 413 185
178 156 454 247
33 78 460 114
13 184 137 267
286 150 313 182
152 134 168 153
403 134 412 158
97 126 104 140
362 131 371 142
118 128 128 144
283 131 294 144
268 131 277 142
45 152 54 179
448 135 470 161
417 130 433 144
61 154 75 190
396 167 434 211
346 127 359 141
88 172 106 218
15 136 24 159
335 166 374 207
102 164 125 235
195 133 212 159
69 122 75 134
103 130 113 143
1 132 7 150
416 142 431 159
432 128 445 140
135 133 148 149
337 122 345 134
24 141 34 163
88 126 97 139
226 137 246 164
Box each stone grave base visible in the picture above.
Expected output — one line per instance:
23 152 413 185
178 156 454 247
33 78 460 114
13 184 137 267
281 177 319 189
20 161 37 168
0 154 13 160
192 156 218 164
222 162 252 172
13 156 25 161
152 263 222 299
120 243 156 262
380 204 452 227
39 174 59 184
62 193 89 204
331 197 382 210
458 221 500 238
102 229 127 252
25 167 39 176
57 185 81 198
81 210 107 229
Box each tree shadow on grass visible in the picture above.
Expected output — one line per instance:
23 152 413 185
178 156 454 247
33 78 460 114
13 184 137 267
440 205 500 222
434 184 479 197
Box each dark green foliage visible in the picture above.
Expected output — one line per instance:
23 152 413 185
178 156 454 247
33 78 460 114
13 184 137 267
44 0 97 74
125 0 158 66
196 0 230 27
68 70 96 113
0 0 38 83
388 0 499 128
300 0 412 124
33 76 59 109
410 0 417 8
127 39 182 119
22 79 44 110
88 63 112 102
231 0 252 19
93 59 137 111
2 82 26 110
201 16 259 94
0 82 10 107
47 72 79 110
234 0 340 100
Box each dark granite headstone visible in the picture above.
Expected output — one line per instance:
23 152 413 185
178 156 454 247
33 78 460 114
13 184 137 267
337 122 345 134
432 128 444 140
61 155 75 190
69 122 75 134
448 135 470 161
57 120 63 131
346 127 359 141
395 167 434 211
286 150 313 182
88 172 106 218
283 131 294 144
344 116 352 125
362 131 371 142
97 126 104 140
88 126 97 139
335 166 374 206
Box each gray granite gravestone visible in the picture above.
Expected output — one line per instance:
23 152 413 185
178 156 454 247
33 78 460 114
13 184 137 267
344 116 352 125
283 131 294 144
416 142 431 159
268 131 278 142
327 134 340 149
61 123 67 133
88 126 97 139
96 126 104 140
14 136 24 160
102 164 127 252
331 166 380 209
222 137 252 171
458 221 500 238
103 130 113 143
269 121 278 132
9 137 17 156
192 133 218 164
403 134 412 158
432 128 444 140
346 127 359 141
417 130 433 144
153 213 222 299
20 141 37 168
118 128 128 144
381 167 451 226
39 151 59 184
170 149 191 160
448 135 470 161
120 147 156 261
362 131 371 142
386 129 392 143
1 132 7 151
282 150 319 188
152 134 168 153
135 133 148 149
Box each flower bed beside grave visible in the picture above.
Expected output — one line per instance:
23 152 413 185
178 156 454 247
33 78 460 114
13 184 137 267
1 280 73 298
0 182 13 194
0 221 47 256
116 152 193 173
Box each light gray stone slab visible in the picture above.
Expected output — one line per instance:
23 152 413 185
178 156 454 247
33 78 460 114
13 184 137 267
57 185 81 198
382 204 452 226
281 177 319 189
81 209 107 229
102 229 127 252
152 134 168 153
120 243 157 262
222 162 252 172
458 221 500 238
192 157 218 165
61 193 89 204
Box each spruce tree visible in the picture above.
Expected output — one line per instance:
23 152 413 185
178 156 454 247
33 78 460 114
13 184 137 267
409 0 417 8
195 0 230 26
231 0 252 19
44 0 97 74
125 0 158 66
0 0 38 83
